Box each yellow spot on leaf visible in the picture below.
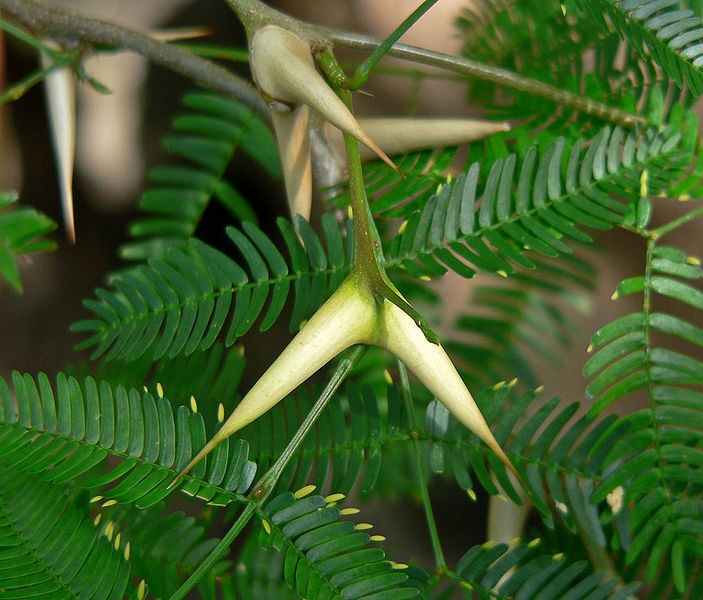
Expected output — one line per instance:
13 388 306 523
640 169 648 198
341 508 360 516
114 533 121 550
355 522 374 530
218 403 225 423
90 495 103 504
124 542 131 561
397 220 408 235
686 256 701 266
156 382 164 398
467 489 477 502
370 534 386 542
190 396 198 413
528 537 541 548
137 579 146 600
492 381 505 391
325 493 345 504
262 519 271 535
102 499 117 508
294 484 316 499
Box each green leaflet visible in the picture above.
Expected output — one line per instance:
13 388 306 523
448 252 595 389
387 124 687 279
75 123 693 365
0 371 257 507
121 90 280 262
256 490 421 599
0 190 57 292
571 0 703 95
454 539 641 599
584 241 703 593
0 470 130 599
74 215 351 361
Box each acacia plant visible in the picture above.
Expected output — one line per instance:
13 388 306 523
1 0 703 598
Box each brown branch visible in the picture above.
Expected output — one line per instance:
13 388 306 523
0 0 270 122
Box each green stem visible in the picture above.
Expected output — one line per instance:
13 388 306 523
170 345 367 600
0 51 78 105
348 0 441 90
0 17 62 56
317 50 440 344
340 96 387 277
255 344 367 493
397 360 446 570
319 28 645 127
650 206 703 240
170 502 257 600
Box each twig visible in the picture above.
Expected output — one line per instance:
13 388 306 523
0 0 270 122
319 27 646 127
